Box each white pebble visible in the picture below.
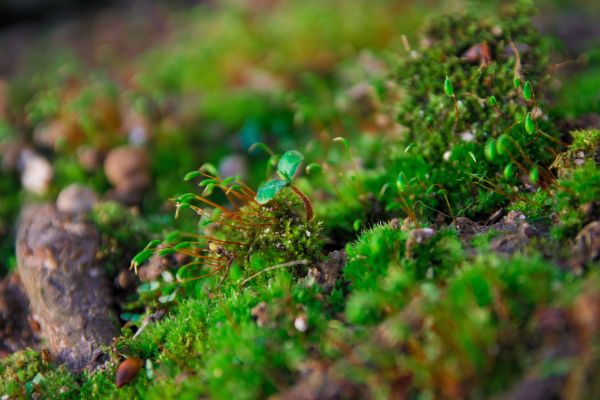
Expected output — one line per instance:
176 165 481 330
294 315 308 332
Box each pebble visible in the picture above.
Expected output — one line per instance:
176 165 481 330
56 184 98 215
19 149 53 195
104 146 150 194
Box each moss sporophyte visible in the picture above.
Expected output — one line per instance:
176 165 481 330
131 150 319 290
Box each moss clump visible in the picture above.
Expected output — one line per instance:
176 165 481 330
383 5 561 219
0 349 77 399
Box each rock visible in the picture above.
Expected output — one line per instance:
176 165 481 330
571 220 600 271
306 250 346 293
462 42 492 65
19 149 53 195
0 273 39 356
103 146 150 195
77 146 102 172
251 302 269 327
33 119 71 150
490 223 536 255
56 184 98 215
406 228 436 258
0 139 28 172
16 205 118 372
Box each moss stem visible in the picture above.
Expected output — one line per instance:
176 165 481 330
291 185 314 221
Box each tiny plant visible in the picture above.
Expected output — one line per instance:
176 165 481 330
256 150 314 221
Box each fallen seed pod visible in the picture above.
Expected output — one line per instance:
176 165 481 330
116 357 144 388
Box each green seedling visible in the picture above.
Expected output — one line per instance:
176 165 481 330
256 150 314 221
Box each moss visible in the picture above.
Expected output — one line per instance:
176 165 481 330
552 161 600 239
0 349 49 398
1 0 599 398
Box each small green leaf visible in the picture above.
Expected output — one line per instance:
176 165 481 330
158 248 177 256
525 112 535 134
164 231 180 244
305 162 322 175
199 178 217 187
174 242 192 250
183 171 201 181
529 166 540 184
484 139 497 162
523 81 533 101
132 249 154 267
199 163 218 176
226 184 241 194
221 176 236 186
177 193 196 204
444 75 454 96
488 96 497 106
202 183 215 196
256 179 288 204
353 219 362 232
503 163 515 180
277 150 304 181
145 240 163 249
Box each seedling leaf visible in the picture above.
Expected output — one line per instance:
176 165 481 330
256 179 288 204
277 150 304 181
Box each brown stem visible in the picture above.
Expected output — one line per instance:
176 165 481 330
291 185 314 221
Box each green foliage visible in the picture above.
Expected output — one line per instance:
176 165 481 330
2 1 600 398
378 7 561 219
255 179 288 205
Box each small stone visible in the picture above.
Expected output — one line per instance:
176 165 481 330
462 43 492 65
251 302 269 327
460 132 474 142
571 221 600 270
294 315 308 332
19 150 53 195
104 146 150 194
77 147 102 172
56 184 98 215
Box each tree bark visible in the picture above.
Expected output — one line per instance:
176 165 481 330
16 204 118 372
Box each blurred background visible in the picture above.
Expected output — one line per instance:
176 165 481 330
0 0 599 278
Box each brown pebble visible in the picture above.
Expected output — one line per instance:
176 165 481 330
104 146 150 193
116 357 143 388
